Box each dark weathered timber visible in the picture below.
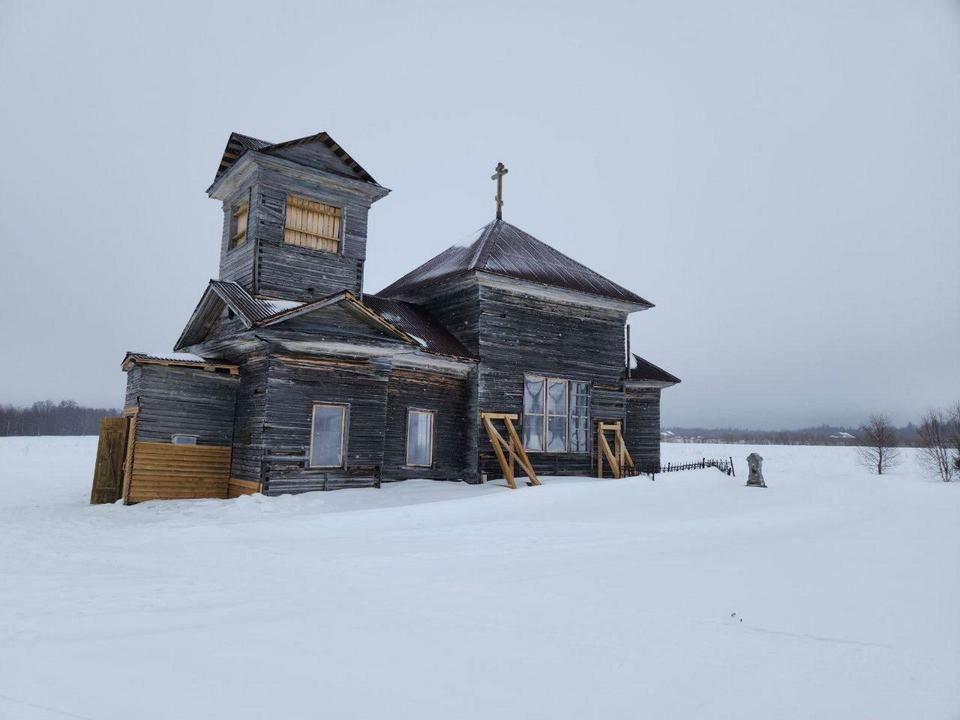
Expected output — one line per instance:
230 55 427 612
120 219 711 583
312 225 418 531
260 355 389 493
472 283 628 478
123 363 239 445
624 386 662 471
382 368 470 481
114 129 680 501
212 147 388 302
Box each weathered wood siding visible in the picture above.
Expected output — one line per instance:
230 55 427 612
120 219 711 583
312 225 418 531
624 386 662 471
260 355 390 494
229 354 271 483
403 279 481 356
382 368 470 481
386 278 481 480
123 366 142 410
123 364 239 445
268 142 365 182
219 183 258 291
248 167 373 302
475 284 628 478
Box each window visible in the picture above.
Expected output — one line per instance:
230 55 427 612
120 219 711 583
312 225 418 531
569 382 590 452
172 434 198 445
310 404 347 467
230 199 249 248
546 378 568 452
406 409 435 467
522 376 591 454
284 195 342 253
522 376 545 451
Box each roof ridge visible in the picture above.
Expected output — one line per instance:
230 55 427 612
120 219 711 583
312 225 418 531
467 220 499 269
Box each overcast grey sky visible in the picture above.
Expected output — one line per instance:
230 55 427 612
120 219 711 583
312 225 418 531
1 0 957 429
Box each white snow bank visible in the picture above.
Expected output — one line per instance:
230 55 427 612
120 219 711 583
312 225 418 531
0 437 958 719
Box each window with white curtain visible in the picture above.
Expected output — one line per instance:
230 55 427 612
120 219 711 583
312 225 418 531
522 376 591 453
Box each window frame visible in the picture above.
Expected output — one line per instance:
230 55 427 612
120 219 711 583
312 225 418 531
405 407 435 468
568 381 591 454
282 193 344 255
308 402 349 469
522 375 591 455
229 192 250 250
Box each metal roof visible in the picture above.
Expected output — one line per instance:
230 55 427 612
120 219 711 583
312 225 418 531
363 295 473 359
629 355 681 385
177 281 468 359
209 281 304 325
122 352 239 373
378 219 653 307
214 130 379 185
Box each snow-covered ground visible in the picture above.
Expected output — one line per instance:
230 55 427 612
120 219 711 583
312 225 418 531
1 437 958 719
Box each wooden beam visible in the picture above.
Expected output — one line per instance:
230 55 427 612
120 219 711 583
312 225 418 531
480 412 539 489
482 415 515 489
502 416 540 486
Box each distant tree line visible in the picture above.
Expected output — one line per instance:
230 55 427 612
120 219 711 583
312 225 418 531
667 403 960 481
661 423 919 447
0 401 120 436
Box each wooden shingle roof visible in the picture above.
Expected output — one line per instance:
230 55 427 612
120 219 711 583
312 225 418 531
378 220 653 308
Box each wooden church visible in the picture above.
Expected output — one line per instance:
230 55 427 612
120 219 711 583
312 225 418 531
94 131 679 503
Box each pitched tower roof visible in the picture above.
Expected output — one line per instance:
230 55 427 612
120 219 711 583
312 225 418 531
379 219 653 308
213 131 379 185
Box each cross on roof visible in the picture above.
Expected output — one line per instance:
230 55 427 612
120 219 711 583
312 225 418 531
491 162 508 220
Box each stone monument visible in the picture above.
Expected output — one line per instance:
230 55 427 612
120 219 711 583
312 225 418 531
746 453 766 487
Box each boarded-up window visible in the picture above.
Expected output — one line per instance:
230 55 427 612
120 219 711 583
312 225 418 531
231 200 249 248
310 404 347 467
522 376 590 454
406 409 434 467
284 195 342 253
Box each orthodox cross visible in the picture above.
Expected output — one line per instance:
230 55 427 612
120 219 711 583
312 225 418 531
491 162 508 220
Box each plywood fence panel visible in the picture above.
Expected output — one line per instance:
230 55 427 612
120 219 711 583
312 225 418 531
127 442 231 503
90 417 128 504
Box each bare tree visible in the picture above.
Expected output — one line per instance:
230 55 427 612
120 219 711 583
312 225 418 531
917 409 953 482
951 403 960 474
857 414 900 475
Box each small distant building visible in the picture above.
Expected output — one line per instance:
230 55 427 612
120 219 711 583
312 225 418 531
108 131 680 502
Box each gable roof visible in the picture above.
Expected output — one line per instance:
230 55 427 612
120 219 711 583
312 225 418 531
629 355 681 385
174 281 477 358
378 220 653 308
214 131 379 185
363 295 472 358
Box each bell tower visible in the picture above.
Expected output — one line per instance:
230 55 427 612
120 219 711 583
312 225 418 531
206 131 390 302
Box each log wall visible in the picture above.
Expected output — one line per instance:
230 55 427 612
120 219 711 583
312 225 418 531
382 368 470 481
624 386 662 471
475 284 628 478
260 355 389 493
124 364 239 445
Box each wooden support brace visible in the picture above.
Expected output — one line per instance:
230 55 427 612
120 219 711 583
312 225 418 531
481 412 540 489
